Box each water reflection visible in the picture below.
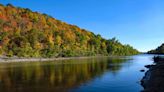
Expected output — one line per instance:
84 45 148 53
0 57 129 92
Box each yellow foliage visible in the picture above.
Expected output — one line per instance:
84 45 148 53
55 35 62 46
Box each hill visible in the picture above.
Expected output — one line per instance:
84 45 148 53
0 4 139 57
148 44 164 54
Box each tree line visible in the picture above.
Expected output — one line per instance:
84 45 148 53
148 43 164 54
0 4 139 57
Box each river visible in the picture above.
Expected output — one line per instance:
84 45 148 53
0 54 154 92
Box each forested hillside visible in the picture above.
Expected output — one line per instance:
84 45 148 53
148 44 164 54
0 4 139 57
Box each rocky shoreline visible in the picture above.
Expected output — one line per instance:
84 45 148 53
0 56 98 63
0 55 126 63
141 56 164 92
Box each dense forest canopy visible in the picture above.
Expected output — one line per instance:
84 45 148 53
0 4 139 57
148 43 164 54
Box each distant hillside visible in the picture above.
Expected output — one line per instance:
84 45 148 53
0 4 139 57
148 44 164 54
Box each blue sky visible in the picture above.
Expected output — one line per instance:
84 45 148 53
0 0 164 52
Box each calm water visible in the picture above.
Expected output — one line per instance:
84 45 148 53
0 54 154 92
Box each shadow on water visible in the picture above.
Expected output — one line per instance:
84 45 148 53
0 57 130 92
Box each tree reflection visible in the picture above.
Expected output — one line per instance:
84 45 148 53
0 57 129 92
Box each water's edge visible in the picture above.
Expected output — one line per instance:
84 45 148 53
141 56 164 92
0 55 128 63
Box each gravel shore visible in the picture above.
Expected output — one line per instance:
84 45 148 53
0 55 130 63
0 56 121 63
0 56 95 63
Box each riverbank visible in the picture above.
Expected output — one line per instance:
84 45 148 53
0 56 98 63
0 55 128 63
141 56 164 92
